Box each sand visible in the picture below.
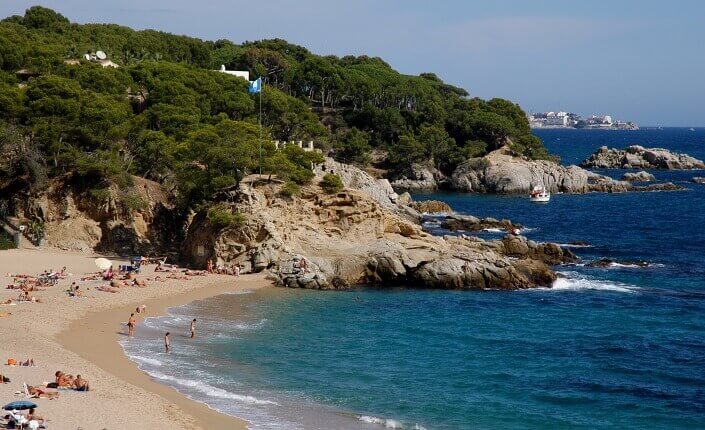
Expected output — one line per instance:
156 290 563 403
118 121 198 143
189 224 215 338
0 248 271 429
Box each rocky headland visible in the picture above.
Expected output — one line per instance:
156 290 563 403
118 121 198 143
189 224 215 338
448 147 681 194
180 159 576 291
580 145 705 169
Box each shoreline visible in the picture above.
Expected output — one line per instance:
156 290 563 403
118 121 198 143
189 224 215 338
57 276 270 430
0 248 271 429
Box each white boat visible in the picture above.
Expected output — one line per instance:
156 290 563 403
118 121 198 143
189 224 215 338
529 184 550 203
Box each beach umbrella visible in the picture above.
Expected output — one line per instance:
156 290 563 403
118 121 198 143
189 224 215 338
95 257 112 270
3 400 37 410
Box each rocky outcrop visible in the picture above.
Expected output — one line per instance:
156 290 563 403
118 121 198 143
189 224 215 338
181 168 576 291
390 163 443 191
441 214 521 232
622 171 655 182
10 175 177 253
409 200 453 214
449 147 683 194
580 145 705 169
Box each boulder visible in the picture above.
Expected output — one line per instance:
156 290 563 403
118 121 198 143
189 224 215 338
622 171 656 182
410 200 453 214
441 215 521 232
390 163 442 191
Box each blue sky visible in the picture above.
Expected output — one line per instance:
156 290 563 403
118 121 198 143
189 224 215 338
2 1 704 126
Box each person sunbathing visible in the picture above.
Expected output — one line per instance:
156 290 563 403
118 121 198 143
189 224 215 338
1 299 13 305
131 279 147 287
73 374 90 391
96 286 118 293
55 371 74 388
28 385 59 399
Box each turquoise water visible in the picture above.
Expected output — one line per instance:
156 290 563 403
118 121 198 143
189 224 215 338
123 128 705 429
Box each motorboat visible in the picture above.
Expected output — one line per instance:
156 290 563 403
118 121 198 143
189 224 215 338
529 184 550 203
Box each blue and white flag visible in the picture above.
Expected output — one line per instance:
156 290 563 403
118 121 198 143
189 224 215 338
248 77 262 94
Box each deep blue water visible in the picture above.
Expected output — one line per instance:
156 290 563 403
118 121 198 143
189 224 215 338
123 128 705 429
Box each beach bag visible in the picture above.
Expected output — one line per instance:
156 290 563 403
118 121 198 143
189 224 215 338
46 382 58 388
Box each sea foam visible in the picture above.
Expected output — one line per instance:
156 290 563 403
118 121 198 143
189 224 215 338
358 415 405 428
148 370 278 405
549 276 638 293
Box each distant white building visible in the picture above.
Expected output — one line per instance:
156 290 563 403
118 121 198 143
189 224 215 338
215 65 249 81
545 112 569 126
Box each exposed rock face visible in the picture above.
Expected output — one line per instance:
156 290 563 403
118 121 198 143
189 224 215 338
691 177 705 184
580 145 705 169
409 200 453 214
450 148 683 194
11 175 177 253
390 163 443 191
181 166 576 291
622 171 656 182
441 214 521 232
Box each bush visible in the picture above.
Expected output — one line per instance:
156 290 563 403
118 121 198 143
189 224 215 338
320 173 344 194
0 233 15 250
122 191 148 213
207 205 245 231
280 181 301 198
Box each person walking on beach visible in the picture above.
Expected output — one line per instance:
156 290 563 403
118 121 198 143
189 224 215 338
165 332 171 353
127 313 136 337
190 319 197 338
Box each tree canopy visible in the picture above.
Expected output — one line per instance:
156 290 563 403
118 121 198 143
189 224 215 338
0 6 549 212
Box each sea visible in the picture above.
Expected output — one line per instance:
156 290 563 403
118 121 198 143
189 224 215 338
121 128 705 429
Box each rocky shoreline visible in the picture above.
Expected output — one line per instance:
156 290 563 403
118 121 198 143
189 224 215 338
178 159 576 291
389 146 684 194
580 145 705 170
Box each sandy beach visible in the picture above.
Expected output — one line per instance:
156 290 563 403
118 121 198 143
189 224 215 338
0 247 271 429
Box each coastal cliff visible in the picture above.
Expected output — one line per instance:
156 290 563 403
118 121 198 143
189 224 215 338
181 160 576 290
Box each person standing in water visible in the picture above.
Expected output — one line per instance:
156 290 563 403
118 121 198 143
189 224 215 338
127 313 136 337
164 332 171 353
190 319 197 338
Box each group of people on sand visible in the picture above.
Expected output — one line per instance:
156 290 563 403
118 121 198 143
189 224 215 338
206 259 241 276
53 370 90 392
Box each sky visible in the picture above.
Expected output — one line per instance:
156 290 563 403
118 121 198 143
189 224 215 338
2 0 704 126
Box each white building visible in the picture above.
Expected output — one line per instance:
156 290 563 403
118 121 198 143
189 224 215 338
215 65 249 81
545 112 569 126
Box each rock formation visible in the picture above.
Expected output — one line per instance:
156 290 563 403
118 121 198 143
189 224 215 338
441 214 521 232
449 147 682 194
580 145 705 169
9 175 177 253
622 171 656 182
409 200 453 214
181 163 576 291
389 163 444 191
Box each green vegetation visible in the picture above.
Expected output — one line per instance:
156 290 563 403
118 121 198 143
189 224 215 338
207 205 245 231
0 6 549 215
280 181 301 198
320 173 344 194
0 230 15 250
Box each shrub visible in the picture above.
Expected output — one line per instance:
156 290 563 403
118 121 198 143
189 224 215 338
0 233 15 250
207 205 245 231
280 181 301 198
122 191 148 213
320 173 344 194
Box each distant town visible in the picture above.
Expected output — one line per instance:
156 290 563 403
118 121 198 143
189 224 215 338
528 111 639 130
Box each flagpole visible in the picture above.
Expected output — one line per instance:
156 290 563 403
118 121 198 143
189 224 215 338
258 78 262 177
